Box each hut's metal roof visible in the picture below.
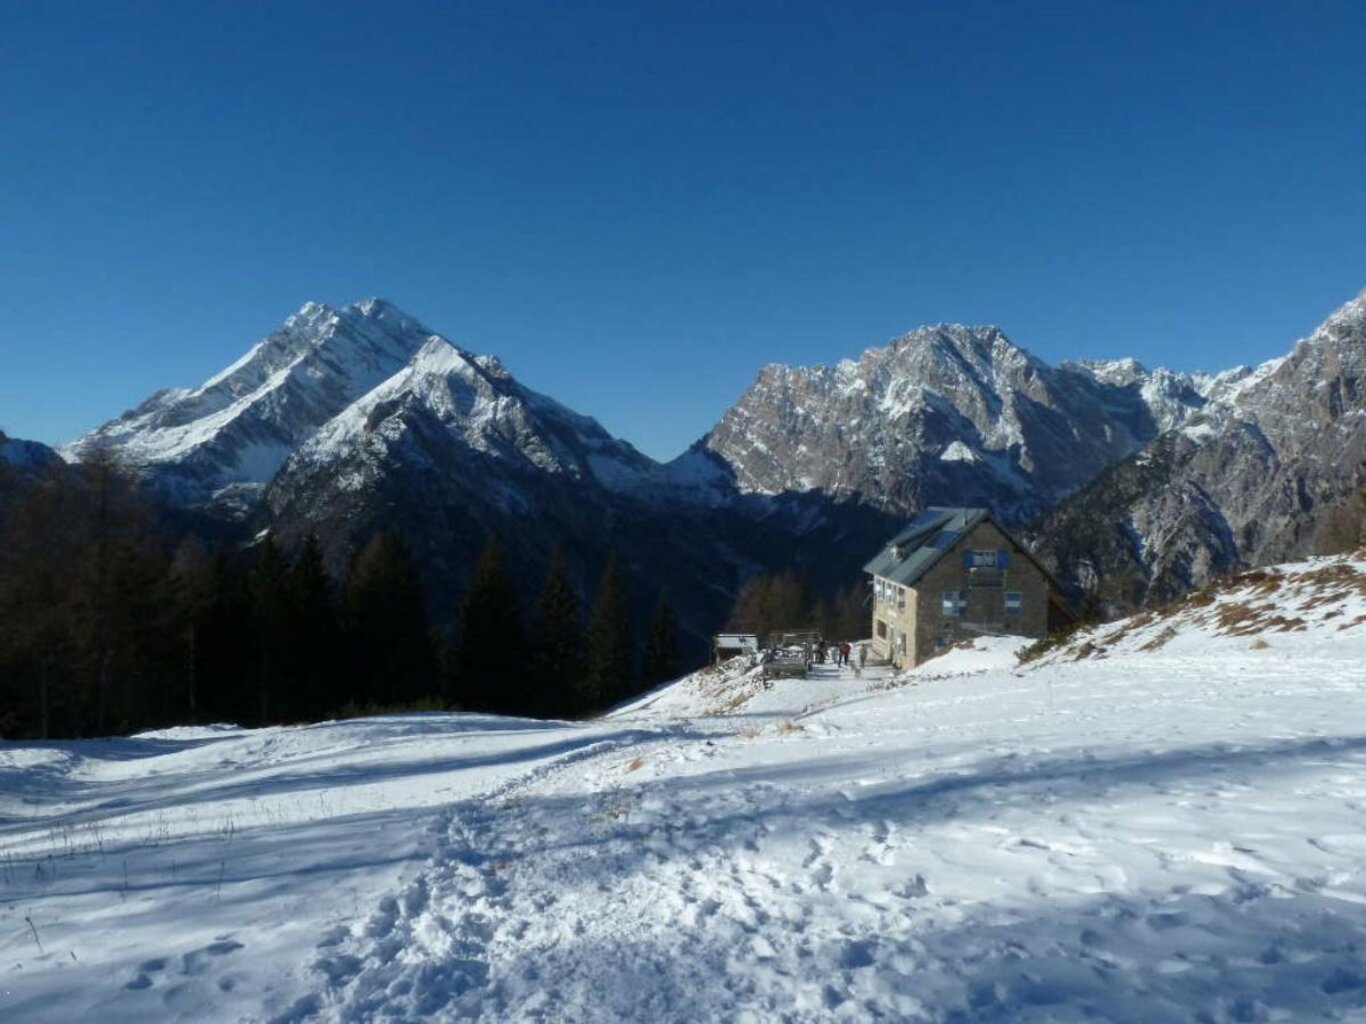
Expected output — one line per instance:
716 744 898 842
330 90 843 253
862 507 990 586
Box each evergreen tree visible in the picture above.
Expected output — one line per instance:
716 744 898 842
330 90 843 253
455 538 527 713
0 466 81 737
581 553 632 710
727 569 813 644
0 450 174 737
285 533 338 721
167 536 214 725
834 582 869 643
70 444 168 734
180 547 254 726
249 536 289 724
640 589 679 688
528 547 584 716
344 530 436 709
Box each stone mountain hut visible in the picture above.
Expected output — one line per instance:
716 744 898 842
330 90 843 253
864 507 1072 669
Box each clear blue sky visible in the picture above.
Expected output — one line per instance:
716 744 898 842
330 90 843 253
3 1 1365 460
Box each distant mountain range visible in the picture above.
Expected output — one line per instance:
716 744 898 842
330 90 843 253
41 289 1365 636
1034 295 1366 608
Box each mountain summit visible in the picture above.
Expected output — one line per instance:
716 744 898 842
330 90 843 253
688 323 1208 523
65 299 652 516
64 299 438 511
1036 293 1366 607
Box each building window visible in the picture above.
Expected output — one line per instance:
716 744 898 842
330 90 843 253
1005 591 1023 615
897 586 907 611
942 591 966 617
897 632 907 655
876 619 888 639
967 567 1004 588
965 549 1008 569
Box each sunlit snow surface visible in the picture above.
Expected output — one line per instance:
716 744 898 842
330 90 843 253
3 556 1365 1022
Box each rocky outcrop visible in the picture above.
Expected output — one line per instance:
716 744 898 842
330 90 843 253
1035 296 1366 611
683 324 1207 524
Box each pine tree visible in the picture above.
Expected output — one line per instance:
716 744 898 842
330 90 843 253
581 553 631 711
286 533 338 721
344 530 436 709
455 538 527 713
249 536 289 724
0 466 80 737
195 547 256 725
167 536 213 725
528 547 584 717
65 445 168 734
640 589 678 688
727 569 814 643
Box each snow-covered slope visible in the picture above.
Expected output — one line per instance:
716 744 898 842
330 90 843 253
270 336 654 504
3 553 1363 1023
1023 552 1366 666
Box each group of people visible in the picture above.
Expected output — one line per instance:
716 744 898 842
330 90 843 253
815 639 868 674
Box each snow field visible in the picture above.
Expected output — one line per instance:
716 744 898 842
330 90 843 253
2 553 1365 1022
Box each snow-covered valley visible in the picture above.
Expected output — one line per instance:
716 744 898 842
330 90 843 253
3 555 1364 1023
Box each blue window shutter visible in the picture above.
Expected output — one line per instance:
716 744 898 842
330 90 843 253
997 550 1010 569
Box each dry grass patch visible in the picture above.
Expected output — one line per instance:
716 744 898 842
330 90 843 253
1072 640 1100 661
1140 625 1179 651
624 756 647 773
775 719 804 736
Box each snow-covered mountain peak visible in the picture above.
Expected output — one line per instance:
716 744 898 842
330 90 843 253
63 299 456 508
271 329 658 508
887 323 1028 368
1322 290 1366 332
406 335 477 377
1074 356 1149 387
696 320 1212 516
64 297 662 518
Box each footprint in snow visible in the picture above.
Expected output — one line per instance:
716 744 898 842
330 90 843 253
811 862 835 891
182 939 244 975
312 953 363 985
893 874 929 900
315 925 349 949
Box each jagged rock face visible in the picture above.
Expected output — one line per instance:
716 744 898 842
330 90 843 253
689 325 1207 524
268 336 655 510
1037 296 1366 610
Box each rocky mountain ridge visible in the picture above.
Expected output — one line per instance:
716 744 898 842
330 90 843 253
1036 294 1366 609
56 291 1364 636
688 323 1213 523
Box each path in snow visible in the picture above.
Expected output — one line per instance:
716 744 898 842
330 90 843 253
284 641 1366 1023
4 555 1364 1023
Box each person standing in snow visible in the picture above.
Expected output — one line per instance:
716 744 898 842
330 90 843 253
840 641 851 667
858 643 868 669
